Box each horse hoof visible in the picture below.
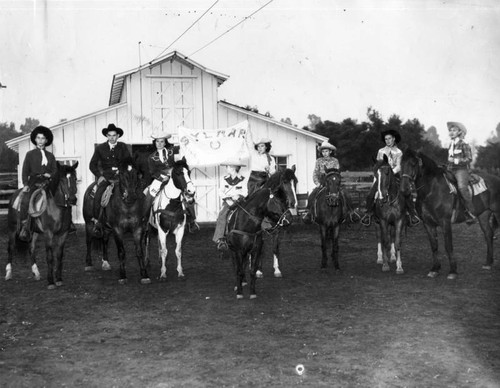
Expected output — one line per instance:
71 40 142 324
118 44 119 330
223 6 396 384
447 273 457 280
482 265 492 270
118 278 128 285
5 274 12 281
390 257 397 263
376 259 383 265
47 284 56 290
382 264 390 272
159 276 167 282
396 269 404 275
249 294 257 299
236 294 244 300
55 281 63 287
102 262 111 271
427 271 439 278
84 266 94 272
274 272 282 278
141 278 151 285
256 271 263 279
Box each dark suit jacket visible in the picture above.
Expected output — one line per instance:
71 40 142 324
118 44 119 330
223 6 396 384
22 148 57 186
89 142 131 180
148 148 176 180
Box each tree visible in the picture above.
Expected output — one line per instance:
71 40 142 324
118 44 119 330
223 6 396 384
19 117 40 134
307 114 322 131
0 122 20 171
423 126 441 147
475 141 500 173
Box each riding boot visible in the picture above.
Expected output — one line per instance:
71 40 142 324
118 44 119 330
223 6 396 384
462 193 478 225
405 195 421 227
361 185 376 227
186 203 200 233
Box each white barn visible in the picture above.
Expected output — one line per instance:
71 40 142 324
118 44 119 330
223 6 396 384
6 51 326 223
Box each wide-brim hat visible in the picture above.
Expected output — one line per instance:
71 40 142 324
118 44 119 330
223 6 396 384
102 123 124 137
447 121 467 137
150 129 172 140
221 158 246 167
380 129 401 144
30 125 53 146
254 138 272 146
318 141 336 152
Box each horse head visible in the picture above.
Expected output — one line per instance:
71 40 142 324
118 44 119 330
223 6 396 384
56 161 79 206
321 167 341 207
373 156 394 203
117 159 141 204
263 166 298 227
170 157 196 204
400 149 421 196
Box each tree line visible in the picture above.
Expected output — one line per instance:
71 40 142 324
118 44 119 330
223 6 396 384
0 118 39 171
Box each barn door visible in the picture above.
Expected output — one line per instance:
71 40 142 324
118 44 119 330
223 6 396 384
190 165 219 222
151 79 194 135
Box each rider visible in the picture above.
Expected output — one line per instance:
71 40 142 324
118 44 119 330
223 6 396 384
302 140 357 224
361 129 420 227
145 130 199 232
17 126 58 241
89 123 132 229
447 121 477 224
246 128 276 196
212 159 248 251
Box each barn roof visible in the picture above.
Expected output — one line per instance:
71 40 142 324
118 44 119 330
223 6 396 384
218 101 327 142
109 50 229 106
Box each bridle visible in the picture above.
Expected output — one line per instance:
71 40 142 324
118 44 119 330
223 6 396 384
322 170 341 207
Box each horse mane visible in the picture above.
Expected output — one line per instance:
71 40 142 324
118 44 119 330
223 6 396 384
263 171 281 190
403 149 443 176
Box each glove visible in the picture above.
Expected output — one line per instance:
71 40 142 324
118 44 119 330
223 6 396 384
97 176 107 185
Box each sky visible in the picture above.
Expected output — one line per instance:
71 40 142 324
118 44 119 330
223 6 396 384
0 0 499 148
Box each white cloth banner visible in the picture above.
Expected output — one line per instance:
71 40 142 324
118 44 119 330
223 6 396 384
178 121 249 166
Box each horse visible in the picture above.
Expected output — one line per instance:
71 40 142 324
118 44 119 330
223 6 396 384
400 149 500 278
372 156 405 274
226 167 298 299
83 160 150 284
308 168 344 270
5 162 79 289
144 158 196 280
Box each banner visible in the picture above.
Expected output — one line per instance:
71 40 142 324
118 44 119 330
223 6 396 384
178 121 250 166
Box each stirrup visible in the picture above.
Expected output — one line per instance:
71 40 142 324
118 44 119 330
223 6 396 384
302 212 313 224
188 221 200 233
217 239 228 251
360 213 372 227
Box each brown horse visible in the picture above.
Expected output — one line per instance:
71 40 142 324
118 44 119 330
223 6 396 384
83 160 150 284
227 167 297 299
5 162 79 289
400 149 500 278
372 157 405 274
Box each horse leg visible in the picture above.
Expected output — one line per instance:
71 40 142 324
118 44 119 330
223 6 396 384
113 230 127 284
45 232 56 289
174 226 186 278
390 225 397 263
320 225 329 269
423 223 441 277
442 220 457 279
5 229 16 280
158 228 169 280
395 220 404 274
30 233 41 281
380 221 390 272
134 227 150 284
249 237 263 299
331 223 340 270
101 232 111 271
234 251 245 299
271 231 283 278
84 223 94 271
375 224 383 264
144 227 151 272
54 232 68 287
478 210 494 270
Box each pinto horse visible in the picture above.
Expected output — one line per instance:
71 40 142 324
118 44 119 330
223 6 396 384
227 167 297 299
83 160 150 284
144 159 196 280
372 157 405 274
400 149 500 278
5 162 79 289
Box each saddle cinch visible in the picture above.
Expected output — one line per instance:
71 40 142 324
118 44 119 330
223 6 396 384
442 170 488 222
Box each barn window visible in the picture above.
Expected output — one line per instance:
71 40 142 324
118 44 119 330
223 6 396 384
275 156 288 170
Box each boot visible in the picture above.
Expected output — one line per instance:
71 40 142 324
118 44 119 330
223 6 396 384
464 209 477 225
302 210 313 224
188 220 200 233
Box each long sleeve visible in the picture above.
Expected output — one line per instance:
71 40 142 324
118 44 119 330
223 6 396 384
89 145 103 178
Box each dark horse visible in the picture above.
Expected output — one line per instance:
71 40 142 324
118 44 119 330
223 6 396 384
400 149 500 278
372 156 405 274
144 158 196 280
309 168 344 270
226 167 297 299
5 162 79 289
83 160 150 284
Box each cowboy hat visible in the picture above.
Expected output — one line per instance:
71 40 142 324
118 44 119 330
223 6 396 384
102 123 124 137
447 122 467 137
150 129 173 140
254 138 272 146
318 141 336 152
380 129 401 144
221 157 246 167
30 125 53 146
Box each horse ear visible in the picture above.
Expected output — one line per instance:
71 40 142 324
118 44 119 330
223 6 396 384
291 165 296 173
72 161 79 170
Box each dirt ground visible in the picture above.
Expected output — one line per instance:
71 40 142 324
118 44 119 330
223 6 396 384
1 215 500 388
